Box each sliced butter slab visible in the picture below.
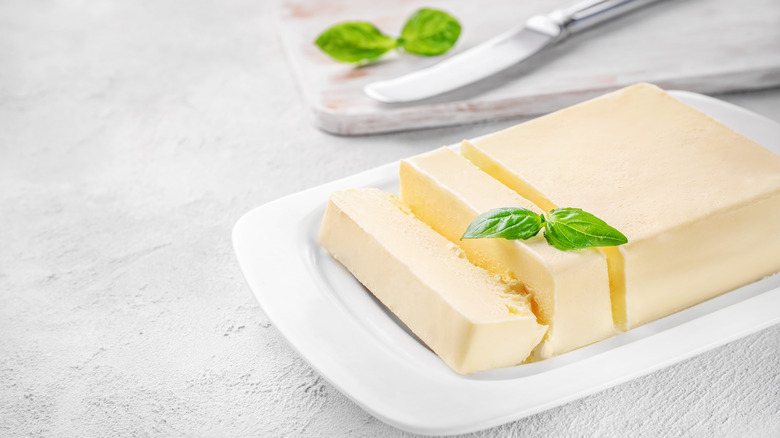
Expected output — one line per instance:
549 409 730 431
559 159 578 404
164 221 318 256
318 188 547 374
462 83 780 329
400 148 614 360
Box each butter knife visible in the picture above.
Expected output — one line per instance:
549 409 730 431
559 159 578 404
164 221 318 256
364 0 662 103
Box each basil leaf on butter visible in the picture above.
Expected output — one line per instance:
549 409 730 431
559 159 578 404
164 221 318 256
543 208 628 251
315 22 397 63
461 207 543 240
399 8 461 56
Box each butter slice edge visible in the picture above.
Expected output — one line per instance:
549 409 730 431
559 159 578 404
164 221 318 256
318 188 548 374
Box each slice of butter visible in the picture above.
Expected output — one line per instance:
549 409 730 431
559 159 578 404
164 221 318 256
400 148 614 360
318 188 548 374
462 83 780 329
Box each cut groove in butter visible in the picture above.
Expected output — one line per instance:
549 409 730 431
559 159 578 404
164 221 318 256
400 148 614 360
462 83 780 329
318 188 548 374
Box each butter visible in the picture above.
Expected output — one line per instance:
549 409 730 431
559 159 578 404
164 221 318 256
318 188 547 374
400 148 614 359
462 83 780 329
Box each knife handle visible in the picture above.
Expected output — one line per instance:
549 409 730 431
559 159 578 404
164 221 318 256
551 0 662 34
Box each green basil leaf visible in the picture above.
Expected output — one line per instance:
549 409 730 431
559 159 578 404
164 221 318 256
462 207 543 240
543 208 628 251
315 22 397 63
399 8 461 56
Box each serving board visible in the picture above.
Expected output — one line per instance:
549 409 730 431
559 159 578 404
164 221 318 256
275 0 780 135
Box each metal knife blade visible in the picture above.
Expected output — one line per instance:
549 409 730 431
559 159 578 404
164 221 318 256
364 0 660 103
364 18 561 103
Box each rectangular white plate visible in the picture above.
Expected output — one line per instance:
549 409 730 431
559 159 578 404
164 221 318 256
232 91 780 436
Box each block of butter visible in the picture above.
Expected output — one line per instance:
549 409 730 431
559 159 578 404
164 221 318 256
318 188 547 374
400 147 614 359
462 83 780 329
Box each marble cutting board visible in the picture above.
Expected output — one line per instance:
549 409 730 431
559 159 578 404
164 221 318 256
275 0 780 135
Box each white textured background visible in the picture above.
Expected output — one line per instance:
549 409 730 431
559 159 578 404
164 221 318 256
1 1 779 436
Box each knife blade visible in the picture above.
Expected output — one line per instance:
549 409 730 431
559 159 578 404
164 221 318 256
364 0 661 103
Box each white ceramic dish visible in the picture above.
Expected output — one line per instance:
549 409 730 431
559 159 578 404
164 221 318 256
232 91 780 436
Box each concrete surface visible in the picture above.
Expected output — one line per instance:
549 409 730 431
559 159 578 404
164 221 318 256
1 1 779 437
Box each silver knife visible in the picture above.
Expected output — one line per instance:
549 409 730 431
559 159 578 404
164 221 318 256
364 0 661 103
